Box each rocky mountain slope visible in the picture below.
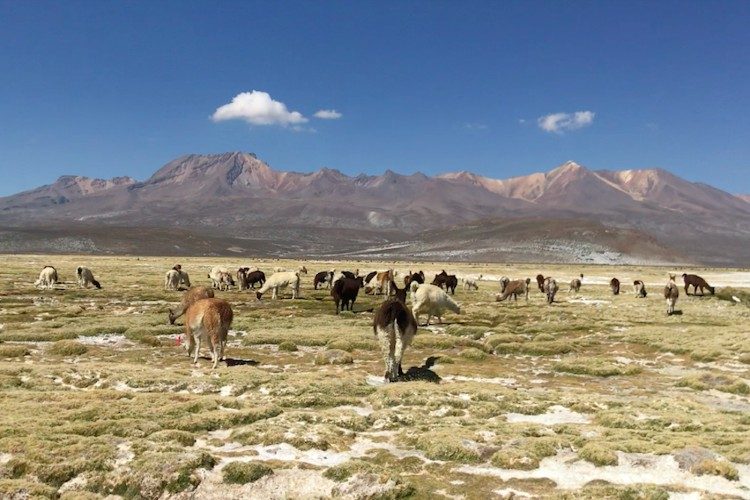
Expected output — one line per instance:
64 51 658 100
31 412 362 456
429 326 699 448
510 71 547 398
2 152 749 265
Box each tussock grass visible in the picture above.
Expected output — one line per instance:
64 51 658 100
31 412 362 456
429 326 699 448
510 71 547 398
223 462 273 484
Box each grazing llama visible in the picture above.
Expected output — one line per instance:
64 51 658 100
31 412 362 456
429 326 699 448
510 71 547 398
682 273 715 296
569 274 583 293
34 266 58 289
76 267 101 289
544 277 559 304
496 278 530 302
610 278 620 295
169 286 215 325
633 280 647 298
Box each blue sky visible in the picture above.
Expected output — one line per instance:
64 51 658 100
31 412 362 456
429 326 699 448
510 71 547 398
1 0 749 196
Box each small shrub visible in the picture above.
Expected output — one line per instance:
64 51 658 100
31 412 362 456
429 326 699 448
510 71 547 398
278 341 298 352
0 345 29 358
578 443 618 466
459 348 487 361
48 340 88 356
692 459 739 481
223 462 273 484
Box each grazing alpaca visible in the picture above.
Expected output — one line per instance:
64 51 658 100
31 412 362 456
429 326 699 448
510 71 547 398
331 276 364 314
499 276 510 294
76 267 101 289
569 274 583 293
496 278 531 302
184 298 233 369
373 282 417 382
544 277 559 304
256 271 301 300
164 269 191 291
633 280 648 298
610 278 620 295
682 273 715 296
208 267 235 290
366 270 393 295
34 266 58 289
410 282 461 326
664 274 679 315
536 274 545 292
462 275 481 291
168 286 215 325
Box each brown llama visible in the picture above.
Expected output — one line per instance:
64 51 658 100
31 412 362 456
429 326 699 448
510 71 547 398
496 278 531 302
168 286 215 325
536 274 545 292
569 273 583 293
184 298 233 369
682 273 715 296
373 281 417 382
610 278 620 295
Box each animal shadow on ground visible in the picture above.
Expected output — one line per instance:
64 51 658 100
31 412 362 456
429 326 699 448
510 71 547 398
668 310 684 316
225 357 260 367
395 356 442 383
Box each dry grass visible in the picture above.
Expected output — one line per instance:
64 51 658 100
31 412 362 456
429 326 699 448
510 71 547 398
0 255 748 498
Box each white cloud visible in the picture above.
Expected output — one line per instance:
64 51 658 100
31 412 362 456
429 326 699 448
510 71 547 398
537 111 595 133
211 90 308 126
314 109 342 119
463 122 488 130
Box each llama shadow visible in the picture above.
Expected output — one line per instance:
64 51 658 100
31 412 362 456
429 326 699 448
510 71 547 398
224 358 260 367
394 356 442 383
667 310 684 316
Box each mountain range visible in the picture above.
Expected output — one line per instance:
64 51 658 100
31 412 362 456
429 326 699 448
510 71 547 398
2 152 749 265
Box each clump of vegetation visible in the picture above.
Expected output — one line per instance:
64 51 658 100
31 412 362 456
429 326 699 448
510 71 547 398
223 462 273 484
326 339 354 352
48 340 88 356
715 287 750 305
278 341 298 352
0 345 30 358
678 374 750 395
578 442 618 466
692 459 739 481
314 349 353 365
323 460 378 482
459 347 487 361
554 358 641 377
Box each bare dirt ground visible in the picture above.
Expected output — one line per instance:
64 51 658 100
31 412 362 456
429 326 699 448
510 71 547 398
0 255 749 499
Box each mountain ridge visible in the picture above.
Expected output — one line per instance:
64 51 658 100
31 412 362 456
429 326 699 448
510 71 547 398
2 152 750 265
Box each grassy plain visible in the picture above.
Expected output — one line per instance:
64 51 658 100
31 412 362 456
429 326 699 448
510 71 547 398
0 255 749 499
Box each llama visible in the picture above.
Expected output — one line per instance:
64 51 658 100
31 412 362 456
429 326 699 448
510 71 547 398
410 282 461 326
610 278 620 295
462 274 482 291
544 277 559 304
496 278 531 302
245 270 266 289
373 281 417 382
331 276 364 314
165 269 191 290
34 266 58 289
366 270 393 295
331 270 357 287
664 274 680 316
314 270 334 290
499 276 510 294
168 286 215 325
256 271 300 300
682 273 715 295
273 265 308 274
569 274 583 293
184 298 233 369
633 280 648 298
404 271 425 287
76 267 101 289
536 274 545 292
208 267 235 290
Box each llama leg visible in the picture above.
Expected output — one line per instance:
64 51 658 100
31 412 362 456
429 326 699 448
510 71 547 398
193 337 201 364
393 329 405 381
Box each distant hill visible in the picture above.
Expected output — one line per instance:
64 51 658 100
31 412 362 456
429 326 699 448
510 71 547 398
2 152 750 265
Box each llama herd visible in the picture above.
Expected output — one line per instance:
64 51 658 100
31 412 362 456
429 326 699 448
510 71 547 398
30 262 719 381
